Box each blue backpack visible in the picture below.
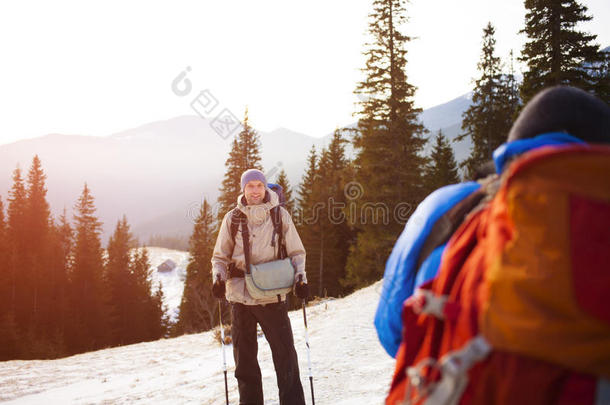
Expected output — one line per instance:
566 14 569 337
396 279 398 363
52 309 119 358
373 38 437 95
374 182 483 357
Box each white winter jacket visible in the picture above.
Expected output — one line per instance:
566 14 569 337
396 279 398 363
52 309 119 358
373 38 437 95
211 187 307 305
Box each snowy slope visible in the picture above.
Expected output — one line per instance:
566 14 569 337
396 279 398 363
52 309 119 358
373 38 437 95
0 281 395 404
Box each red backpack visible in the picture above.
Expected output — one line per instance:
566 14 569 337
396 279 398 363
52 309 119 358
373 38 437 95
386 145 610 405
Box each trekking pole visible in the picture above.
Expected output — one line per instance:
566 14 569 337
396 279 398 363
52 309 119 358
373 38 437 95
218 300 229 405
302 298 315 405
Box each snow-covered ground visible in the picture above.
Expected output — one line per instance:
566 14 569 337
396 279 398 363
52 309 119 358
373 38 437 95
144 247 190 323
0 281 395 404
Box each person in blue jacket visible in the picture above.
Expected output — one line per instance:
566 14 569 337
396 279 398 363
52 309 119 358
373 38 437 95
375 85 610 358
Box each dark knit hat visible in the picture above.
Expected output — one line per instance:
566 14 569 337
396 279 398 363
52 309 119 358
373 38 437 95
240 169 266 191
508 86 610 144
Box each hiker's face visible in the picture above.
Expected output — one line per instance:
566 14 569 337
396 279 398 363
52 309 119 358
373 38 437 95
244 181 265 205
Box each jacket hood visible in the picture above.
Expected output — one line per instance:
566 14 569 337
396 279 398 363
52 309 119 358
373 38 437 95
492 132 584 174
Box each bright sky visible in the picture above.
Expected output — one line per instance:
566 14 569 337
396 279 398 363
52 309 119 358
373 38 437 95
1 0 608 145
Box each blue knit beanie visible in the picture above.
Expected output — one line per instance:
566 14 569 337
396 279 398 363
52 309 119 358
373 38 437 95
240 169 267 191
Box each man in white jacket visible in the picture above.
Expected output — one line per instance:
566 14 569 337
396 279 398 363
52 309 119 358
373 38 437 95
212 168 308 405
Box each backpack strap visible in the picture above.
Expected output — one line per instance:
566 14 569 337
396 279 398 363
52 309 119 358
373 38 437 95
270 206 287 259
228 208 247 278
240 216 252 275
229 207 245 247
415 187 487 270
270 206 288 303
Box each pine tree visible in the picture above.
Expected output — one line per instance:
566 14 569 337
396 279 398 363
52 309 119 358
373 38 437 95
327 129 349 176
306 147 328 298
148 282 169 340
296 131 355 298
295 146 319 297
593 48 610 103
0 197 19 360
56 208 74 273
7 166 28 343
24 155 52 343
45 209 73 357
296 146 318 224
239 108 263 170
458 23 516 179
296 146 317 277
346 0 427 289
0 197 8 311
67 183 107 353
218 137 244 222
105 216 165 346
25 156 51 256
519 0 607 104
176 199 216 334
595 48 610 104
275 169 295 214
319 130 354 297
105 216 136 346
131 247 167 342
427 131 461 191
499 49 522 123
217 108 263 222
7 167 27 250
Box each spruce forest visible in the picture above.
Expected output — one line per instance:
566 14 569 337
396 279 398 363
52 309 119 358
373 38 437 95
0 157 168 360
1 0 608 359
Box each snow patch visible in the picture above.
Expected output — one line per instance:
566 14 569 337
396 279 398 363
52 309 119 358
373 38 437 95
143 247 190 323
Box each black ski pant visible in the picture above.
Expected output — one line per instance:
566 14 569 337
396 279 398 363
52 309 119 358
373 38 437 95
231 301 305 405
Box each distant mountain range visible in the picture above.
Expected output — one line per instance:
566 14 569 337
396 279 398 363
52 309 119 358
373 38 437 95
0 95 472 244
420 93 472 160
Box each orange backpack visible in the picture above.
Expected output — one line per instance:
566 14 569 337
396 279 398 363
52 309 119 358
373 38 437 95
386 144 610 405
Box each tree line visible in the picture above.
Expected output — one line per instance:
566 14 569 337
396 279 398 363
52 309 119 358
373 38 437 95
0 156 168 360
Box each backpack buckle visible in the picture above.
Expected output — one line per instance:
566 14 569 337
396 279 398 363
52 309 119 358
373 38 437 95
404 358 442 405
413 289 448 319
403 336 492 405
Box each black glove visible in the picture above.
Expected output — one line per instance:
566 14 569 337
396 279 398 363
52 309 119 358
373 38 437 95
295 275 309 299
212 276 226 299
